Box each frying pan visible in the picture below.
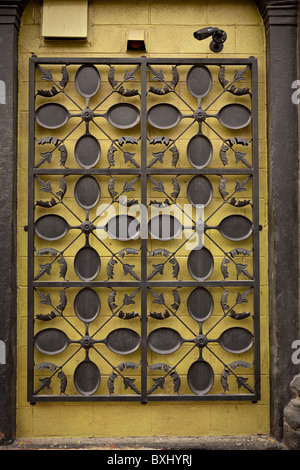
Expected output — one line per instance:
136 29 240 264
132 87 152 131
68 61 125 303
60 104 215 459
98 214 140 241
147 326 253 355
205 214 253 241
187 358 214 395
74 175 101 210
187 247 214 281
186 132 213 169
74 240 101 281
148 214 189 241
147 327 195 355
74 287 101 324
187 175 213 207
34 328 71 355
34 327 140 356
186 65 212 103
35 102 140 130
74 358 101 396
74 132 101 169
101 328 141 355
75 64 101 102
35 213 140 242
147 102 251 130
34 214 79 241
187 287 214 323
214 327 254 354
148 213 252 243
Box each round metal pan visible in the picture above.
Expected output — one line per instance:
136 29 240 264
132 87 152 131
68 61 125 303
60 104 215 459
187 175 213 208
74 133 101 169
217 327 254 354
148 214 185 241
75 64 101 99
187 287 214 323
186 65 212 100
34 328 70 355
187 247 214 281
74 287 101 324
147 327 193 355
187 359 214 395
206 215 253 241
34 214 76 241
186 132 213 169
74 358 101 396
36 102 140 130
104 214 140 241
74 175 101 210
103 328 141 355
74 244 101 281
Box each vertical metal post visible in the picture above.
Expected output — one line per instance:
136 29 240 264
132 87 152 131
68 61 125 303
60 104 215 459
140 57 148 403
27 57 36 403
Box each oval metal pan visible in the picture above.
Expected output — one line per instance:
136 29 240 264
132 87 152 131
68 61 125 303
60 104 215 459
207 215 253 241
187 247 214 281
74 246 101 281
106 103 140 129
217 103 251 130
74 359 101 396
147 327 184 355
187 175 213 208
74 287 101 324
186 65 212 100
106 215 140 241
219 214 253 241
35 103 71 129
34 328 69 355
148 214 183 241
218 327 254 354
187 133 213 169
187 287 214 323
75 64 101 99
35 214 70 241
147 103 183 129
187 359 214 395
74 175 101 210
74 133 101 169
105 328 141 355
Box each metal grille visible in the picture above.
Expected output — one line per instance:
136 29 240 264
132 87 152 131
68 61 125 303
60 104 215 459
27 57 260 403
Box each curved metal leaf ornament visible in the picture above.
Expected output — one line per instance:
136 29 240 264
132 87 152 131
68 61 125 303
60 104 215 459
107 362 140 394
220 361 254 394
34 362 67 395
148 363 181 394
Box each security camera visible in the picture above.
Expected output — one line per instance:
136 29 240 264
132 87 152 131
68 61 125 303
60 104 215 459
193 27 227 52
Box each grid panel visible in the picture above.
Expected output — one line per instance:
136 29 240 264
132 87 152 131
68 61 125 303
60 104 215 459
27 57 260 402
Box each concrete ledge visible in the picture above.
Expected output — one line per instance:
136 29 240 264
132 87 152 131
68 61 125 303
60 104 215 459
0 435 287 450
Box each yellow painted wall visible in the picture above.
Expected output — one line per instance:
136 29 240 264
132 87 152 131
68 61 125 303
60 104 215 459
17 0 268 438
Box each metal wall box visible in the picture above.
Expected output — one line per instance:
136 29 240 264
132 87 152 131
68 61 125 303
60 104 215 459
126 30 147 51
27 56 260 403
42 0 88 39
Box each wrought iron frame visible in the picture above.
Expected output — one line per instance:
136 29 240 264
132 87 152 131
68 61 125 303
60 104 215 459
27 56 260 403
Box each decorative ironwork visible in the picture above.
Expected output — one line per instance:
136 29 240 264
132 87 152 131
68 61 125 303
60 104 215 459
27 57 260 402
